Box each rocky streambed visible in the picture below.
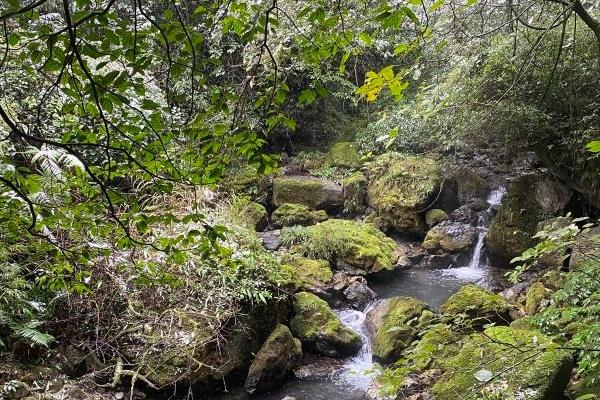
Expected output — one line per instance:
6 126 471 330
214 188 508 400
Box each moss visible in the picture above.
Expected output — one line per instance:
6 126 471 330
365 153 442 234
281 219 398 274
425 208 448 227
441 285 511 327
272 176 343 211
290 292 362 357
432 326 573 400
411 324 457 370
371 297 428 363
271 203 328 228
230 197 268 231
283 255 333 287
487 174 543 266
342 172 367 214
327 141 361 168
454 167 491 201
224 164 273 198
525 282 548 315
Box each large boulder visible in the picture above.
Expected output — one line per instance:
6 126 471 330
365 153 442 235
486 173 572 267
127 305 280 388
244 324 302 395
272 176 343 211
454 167 491 203
284 256 334 288
327 141 361 168
290 292 362 357
281 219 399 275
271 203 328 228
422 221 476 253
366 297 428 363
432 326 573 400
230 198 268 231
441 285 511 328
343 280 378 310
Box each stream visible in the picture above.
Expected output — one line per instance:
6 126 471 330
217 188 506 400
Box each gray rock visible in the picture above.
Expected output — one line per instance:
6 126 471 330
2 381 30 400
259 230 281 250
344 281 378 310
245 325 302 395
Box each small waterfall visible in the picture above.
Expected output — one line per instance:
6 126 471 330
442 187 506 281
334 302 379 390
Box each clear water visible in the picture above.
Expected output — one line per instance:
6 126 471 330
215 188 507 400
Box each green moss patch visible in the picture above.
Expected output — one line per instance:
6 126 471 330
283 255 333 288
365 153 442 234
281 219 398 274
290 292 362 357
271 203 328 228
432 326 573 400
327 141 361 168
441 285 511 327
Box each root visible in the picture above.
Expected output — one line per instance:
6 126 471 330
97 357 157 390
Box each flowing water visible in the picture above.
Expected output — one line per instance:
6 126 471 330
217 188 506 400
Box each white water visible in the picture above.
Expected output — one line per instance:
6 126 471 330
441 187 506 282
334 303 379 391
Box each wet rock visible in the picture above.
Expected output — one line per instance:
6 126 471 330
441 285 511 328
293 354 345 380
454 167 491 202
2 381 30 400
421 254 453 269
245 324 302 395
432 327 573 400
365 153 442 235
272 176 343 211
500 281 530 302
259 230 281 250
423 221 476 254
366 297 428 363
343 280 378 310
449 204 477 225
425 209 448 227
271 203 328 228
290 292 362 357
487 173 572 267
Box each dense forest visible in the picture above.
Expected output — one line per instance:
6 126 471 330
0 0 599 399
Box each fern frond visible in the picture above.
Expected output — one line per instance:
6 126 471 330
12 323 54 347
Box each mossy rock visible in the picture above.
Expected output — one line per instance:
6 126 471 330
224 164 274 200
284 256 334 288
271 203 328 228
425 208 448 227
282 219 399 275
524 282 548 315
486 174 572 267
231 198 268 231
244 324 302 395
290 292 362 357
432 326 573 400
365 153 442 235
441 285 511 328
327 141 361 168
272 176 343 211
454 167 491 202
422 221 476 253
410 324 458 370
342 172 368 215
367 296 428 363
135 305 279 387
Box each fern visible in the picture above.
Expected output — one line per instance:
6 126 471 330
12 323 54 348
